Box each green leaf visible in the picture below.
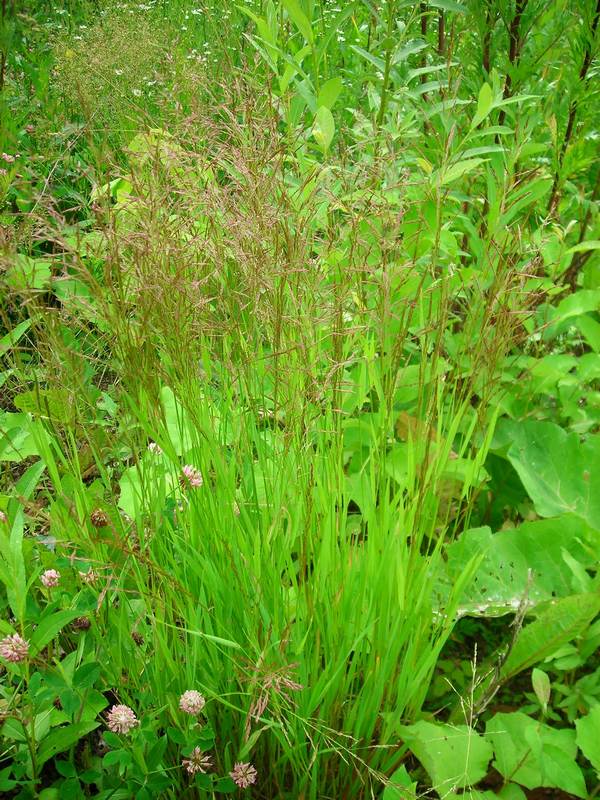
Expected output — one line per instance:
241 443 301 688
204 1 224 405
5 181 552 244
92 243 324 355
471 83 493 129
498 178 552 227
31 610 86 655
0 413 39 462
439 516 595 616
398 721 492 790
383 765 417 799
73 662 101 689
566 240 600 254
350 45 386 72
498 786 527 800
0 319 32 355
501 594 600 681
36 721 100 768
4 255 52 291
437 158 484 186
575 705 600 773
428 0 467 10
14 389 72 424
317 76 343 110
313 106 335 153
486 712 586 797
499 420 600 528
282 0 313 44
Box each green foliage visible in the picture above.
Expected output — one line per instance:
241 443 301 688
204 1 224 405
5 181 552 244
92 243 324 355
1 0 600 797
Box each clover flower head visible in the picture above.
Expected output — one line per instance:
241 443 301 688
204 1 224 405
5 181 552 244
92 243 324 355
179 689 206 715
147 441 162 454
40 569 61 588
106 704 138 734
181 464 203 488
182 747 212 775
230 762 258 788
0 633 30 663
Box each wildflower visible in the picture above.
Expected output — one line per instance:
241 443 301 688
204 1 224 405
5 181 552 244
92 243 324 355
0 634 30 663
181 465 203 488
182 747 212 775
230 762 258 788
90 508 109 528
40 569 61 588
106 704 138 734
0 510 7 524
179 689 206 715
132 88 142 97
0 153 15 163
147 441 162 454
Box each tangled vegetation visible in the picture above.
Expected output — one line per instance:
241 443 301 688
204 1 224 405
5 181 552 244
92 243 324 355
1 0 600 798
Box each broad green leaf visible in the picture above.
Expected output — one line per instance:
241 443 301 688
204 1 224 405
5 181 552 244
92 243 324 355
161 385 193 455
118 465 143 519
501 593 600 681
498 786 527 800
31 610 86 655
544 289 600 340
398 721 492 790
4 255 51 291
14 389 72 424
486 713 586 797
439 516 595 616
317 76 343 110
0 413 39 462
471 83 493 129
282 0 313 44
498 420 600 528
313 106 335 153
36 722 100 768
575 705 600 773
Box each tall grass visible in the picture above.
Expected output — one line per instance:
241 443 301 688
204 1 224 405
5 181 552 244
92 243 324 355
3 0 594 796
7 63 535 794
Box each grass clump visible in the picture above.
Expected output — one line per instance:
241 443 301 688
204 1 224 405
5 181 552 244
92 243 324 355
1 1 600 799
